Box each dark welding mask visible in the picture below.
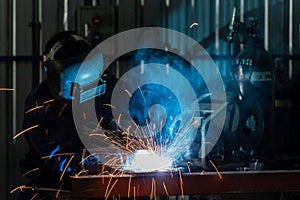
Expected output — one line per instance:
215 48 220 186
42 34 106 103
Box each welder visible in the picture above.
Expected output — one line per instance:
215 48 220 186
18 31 117 199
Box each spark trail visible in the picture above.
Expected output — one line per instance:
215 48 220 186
0 88 15 91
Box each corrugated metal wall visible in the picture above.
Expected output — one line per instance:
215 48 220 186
1 0 299 198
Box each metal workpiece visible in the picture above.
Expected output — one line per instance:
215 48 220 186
72 170 300 198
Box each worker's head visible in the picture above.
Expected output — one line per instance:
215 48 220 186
43 31 91 60
42 31 105 103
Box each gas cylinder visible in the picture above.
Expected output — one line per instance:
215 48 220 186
227 17 274 161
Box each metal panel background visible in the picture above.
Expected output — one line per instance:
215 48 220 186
1 0 299 198
0 0 11 196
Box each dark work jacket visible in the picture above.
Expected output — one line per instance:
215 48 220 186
20 72 117 190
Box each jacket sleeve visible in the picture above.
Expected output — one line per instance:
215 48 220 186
21 89 84 186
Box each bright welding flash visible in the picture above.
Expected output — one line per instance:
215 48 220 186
122 150 173 173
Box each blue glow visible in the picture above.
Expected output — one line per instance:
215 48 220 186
129 49 207 144
59 158 72 172
43 65 48 72
129 83 181 145
119 49 207 172
131 49 208 93
60 53 103 100
49 145 60 159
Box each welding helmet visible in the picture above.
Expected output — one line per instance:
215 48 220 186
42 31 106 103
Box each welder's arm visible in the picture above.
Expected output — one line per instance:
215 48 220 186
22 97 84 181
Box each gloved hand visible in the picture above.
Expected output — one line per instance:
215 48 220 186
83 155 103 175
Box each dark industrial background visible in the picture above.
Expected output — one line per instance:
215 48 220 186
1 0 300 199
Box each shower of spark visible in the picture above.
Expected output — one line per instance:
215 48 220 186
0 88 15 91
42 99 54 104
162 182 169 196
189 22 199 28
41 153 74 159
209 160 223 180
56 183 64 199
77 48 225 174
105 179 118 199
59 155 74 181
80 84 205 174
22 168 39 177
25 105 45 114
81 101 201 174
57 103 67 118
10 185 33 194
13 125 39 139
